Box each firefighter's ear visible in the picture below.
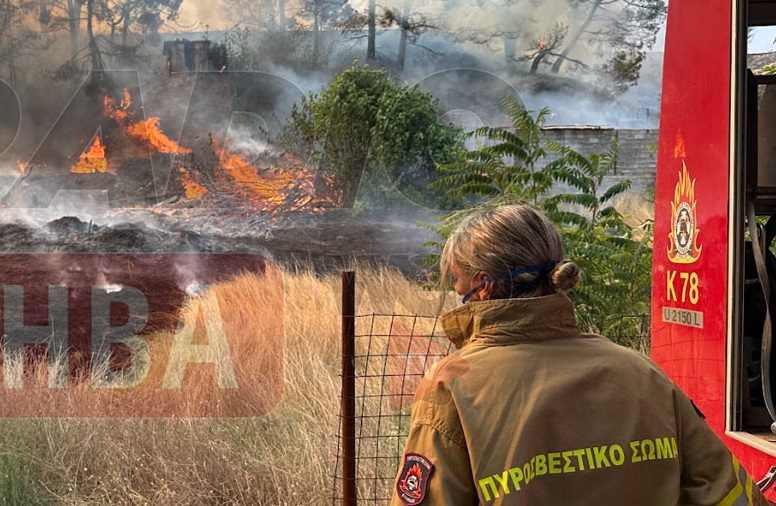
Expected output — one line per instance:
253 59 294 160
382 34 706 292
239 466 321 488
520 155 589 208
483 283 496 299
474 272 495 300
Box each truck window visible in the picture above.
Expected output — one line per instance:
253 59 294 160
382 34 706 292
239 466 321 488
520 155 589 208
734 4 776 446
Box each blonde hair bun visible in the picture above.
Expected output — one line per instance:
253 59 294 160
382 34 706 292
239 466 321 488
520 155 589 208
550 260 580 291
440 204 582 298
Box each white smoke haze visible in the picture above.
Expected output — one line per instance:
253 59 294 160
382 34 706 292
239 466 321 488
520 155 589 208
94 272 123 292
174 255 207 290
445 1 571 46
173 0 230 31
48 190 110 215
222 112 272 165
261 62 331 98
0 0 663 228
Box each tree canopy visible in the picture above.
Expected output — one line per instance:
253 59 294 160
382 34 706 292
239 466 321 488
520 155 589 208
324 0 666 92
0 0 51 84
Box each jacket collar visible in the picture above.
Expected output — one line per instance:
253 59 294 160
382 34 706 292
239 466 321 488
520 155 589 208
440 293 581 349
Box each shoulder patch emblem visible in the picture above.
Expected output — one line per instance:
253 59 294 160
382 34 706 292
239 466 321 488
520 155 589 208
396 453 434 505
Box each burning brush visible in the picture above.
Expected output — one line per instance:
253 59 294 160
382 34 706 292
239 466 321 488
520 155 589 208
66 88 342 216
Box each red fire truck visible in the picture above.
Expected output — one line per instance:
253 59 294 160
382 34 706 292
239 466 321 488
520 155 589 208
653 0 776 496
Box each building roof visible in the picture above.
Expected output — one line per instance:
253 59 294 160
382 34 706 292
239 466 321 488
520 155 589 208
749 52 776 72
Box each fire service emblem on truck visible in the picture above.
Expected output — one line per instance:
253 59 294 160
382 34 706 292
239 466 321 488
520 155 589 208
668 162 702 264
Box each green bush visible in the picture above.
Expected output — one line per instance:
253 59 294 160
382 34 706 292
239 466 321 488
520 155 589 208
280 61 463 209
426 96 653 345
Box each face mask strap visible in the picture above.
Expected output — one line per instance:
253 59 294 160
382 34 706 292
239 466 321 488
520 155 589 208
460 262 556 304
461 282 485 304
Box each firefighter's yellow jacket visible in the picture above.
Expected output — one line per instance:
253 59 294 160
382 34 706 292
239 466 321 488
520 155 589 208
390 293 769 506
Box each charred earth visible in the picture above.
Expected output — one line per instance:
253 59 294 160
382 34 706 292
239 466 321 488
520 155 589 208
0 210 439 275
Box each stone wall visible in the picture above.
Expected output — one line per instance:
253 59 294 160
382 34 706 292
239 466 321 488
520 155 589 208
539 128 658 196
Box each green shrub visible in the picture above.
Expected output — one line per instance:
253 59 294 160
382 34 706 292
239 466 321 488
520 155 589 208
425 97 653 345
280 61 463 209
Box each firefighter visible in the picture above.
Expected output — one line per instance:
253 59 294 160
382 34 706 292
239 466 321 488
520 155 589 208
391 204 769 506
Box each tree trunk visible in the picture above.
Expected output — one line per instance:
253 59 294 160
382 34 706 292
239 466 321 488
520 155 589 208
264 0 277 30
367 0 376 60
397 29 408 70
121 4 130 45
7 51 16 87
395 0 411 70
67 0 81 62
0 6 13 83
551 0 602 73
278 0 285 32
87 0 103 70
530 50 548 74
504 35 517 62
312 0 320 63
38 1 49 31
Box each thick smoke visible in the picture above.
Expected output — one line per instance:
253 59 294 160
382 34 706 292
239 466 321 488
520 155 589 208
0 0 663 227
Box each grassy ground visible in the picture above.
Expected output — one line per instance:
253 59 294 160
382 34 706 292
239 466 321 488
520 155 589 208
0 265 450 505
0 232 654 504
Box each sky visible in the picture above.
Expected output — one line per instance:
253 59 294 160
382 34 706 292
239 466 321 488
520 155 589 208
751 27 776 53
654 22 776 54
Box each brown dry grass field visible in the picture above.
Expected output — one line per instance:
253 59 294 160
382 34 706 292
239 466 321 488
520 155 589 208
0 194 655 504
0 264 453 505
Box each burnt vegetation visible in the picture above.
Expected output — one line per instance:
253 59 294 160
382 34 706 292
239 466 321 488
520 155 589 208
0 0 662 304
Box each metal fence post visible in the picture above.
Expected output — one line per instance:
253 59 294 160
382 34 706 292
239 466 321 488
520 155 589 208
342 271 357 506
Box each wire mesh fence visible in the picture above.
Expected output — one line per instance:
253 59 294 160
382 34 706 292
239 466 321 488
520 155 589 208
331 283 652 505
332 312 456 505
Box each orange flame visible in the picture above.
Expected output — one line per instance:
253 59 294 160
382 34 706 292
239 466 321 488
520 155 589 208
674 131 686 159
70 137 107 174
70 87 343 213
178 167 208 198
128 118 191 155
104 88 190 155
538 39 546 51
17 161 25 173
172 143 341 213
104 89 131 124
673 163 695 206
219 151 296 209
407 463 422 479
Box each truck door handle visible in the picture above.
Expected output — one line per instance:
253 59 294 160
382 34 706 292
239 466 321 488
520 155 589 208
757 465 776 492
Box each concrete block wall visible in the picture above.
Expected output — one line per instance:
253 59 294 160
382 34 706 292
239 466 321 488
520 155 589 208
537 128 658 197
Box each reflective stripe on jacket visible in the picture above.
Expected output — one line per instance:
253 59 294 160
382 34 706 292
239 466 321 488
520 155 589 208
390 293 769 506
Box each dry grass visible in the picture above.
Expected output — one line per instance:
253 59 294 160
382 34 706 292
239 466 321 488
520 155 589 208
0 265 450 505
